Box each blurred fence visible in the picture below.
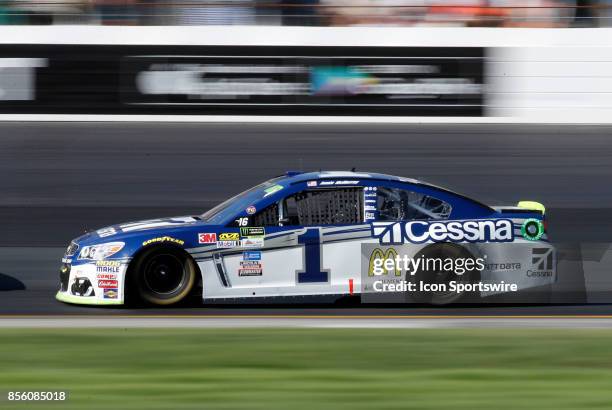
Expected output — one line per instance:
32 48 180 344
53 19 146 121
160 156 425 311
0 0 611 27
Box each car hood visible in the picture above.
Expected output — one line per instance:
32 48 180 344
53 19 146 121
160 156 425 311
99 216 203 236
73 216 206 245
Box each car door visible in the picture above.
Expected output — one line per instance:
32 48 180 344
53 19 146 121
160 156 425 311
219 185 368 298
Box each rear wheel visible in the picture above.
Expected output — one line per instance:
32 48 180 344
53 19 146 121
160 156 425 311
130 247 197 306
409 243 481 305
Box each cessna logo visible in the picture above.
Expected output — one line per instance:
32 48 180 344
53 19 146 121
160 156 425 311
528 248 554 277
371 220 514 244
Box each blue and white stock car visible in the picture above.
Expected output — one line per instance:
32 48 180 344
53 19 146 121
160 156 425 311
57 171 555 306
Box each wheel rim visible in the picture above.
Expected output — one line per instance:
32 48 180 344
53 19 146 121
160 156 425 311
412 244 477 304
142 253 186 295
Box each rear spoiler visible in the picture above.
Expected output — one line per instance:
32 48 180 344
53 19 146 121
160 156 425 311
517 201 545 215
493 201 546 216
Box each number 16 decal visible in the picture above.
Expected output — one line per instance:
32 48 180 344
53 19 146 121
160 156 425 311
297 228 328 283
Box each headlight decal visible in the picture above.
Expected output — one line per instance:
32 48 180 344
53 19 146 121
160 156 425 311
78 242 125 260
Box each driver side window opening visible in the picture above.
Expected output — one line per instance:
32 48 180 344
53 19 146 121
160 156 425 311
377 187 452 221
282 188 364 226
231 187 365 227
250 203 279 227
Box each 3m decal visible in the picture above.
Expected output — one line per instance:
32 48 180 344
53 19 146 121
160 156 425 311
198 233 217 244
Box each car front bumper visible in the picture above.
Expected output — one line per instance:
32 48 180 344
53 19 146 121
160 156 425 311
56 260 128 306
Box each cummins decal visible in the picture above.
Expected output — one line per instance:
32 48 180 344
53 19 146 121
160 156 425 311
371 220 514 244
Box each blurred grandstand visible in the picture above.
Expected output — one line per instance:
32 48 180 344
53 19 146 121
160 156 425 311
0 0 607 27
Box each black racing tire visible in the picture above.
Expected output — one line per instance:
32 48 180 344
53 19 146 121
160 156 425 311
129 246 197 306
408 243 482 305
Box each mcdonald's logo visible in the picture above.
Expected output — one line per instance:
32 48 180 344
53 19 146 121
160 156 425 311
368 248 401 277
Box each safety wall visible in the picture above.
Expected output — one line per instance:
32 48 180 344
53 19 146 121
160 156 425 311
0 26 611 122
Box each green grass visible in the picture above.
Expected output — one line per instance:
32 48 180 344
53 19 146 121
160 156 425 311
2 328 612 409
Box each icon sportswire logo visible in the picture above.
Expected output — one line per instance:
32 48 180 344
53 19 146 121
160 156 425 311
371 220 515 244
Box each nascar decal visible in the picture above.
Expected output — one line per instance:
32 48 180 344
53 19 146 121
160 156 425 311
372 219 514 244
240 227 265 238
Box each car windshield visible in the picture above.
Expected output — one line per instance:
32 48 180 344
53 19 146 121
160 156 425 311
201 176 286 224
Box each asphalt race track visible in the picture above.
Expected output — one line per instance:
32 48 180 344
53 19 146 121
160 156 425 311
1 122 612 316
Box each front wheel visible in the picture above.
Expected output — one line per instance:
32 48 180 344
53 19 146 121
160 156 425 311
130 247 197 306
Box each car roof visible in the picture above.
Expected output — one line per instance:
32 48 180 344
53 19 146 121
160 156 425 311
277 170 493 211
280 170 416 184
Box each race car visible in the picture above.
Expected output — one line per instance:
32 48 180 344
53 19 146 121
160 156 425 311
56 171 555 306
